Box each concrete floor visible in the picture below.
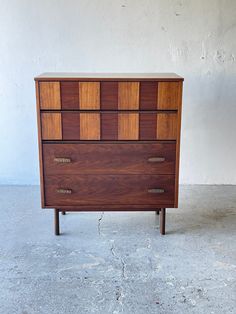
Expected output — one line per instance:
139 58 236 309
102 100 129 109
0 185 235 314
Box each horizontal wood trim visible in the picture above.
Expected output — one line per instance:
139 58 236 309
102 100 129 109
42 205 176 210
35 72 184 81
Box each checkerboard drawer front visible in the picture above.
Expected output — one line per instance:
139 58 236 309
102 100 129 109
40 112 178 141
43 143 176 175
39 80 182 110
44 174 175 206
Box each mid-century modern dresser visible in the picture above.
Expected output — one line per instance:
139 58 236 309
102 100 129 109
35 73 184 235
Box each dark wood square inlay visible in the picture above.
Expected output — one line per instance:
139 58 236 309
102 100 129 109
140 81 158 110
101 82 118 110
139 113 157 140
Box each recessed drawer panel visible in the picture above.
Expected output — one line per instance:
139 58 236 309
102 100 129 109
43 143 176 175
44 175 175 206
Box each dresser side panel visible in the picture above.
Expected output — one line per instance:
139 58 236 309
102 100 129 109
174 81 183 207
35 81 45 207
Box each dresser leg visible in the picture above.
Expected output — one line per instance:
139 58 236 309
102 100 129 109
61 211 66 215
54 209 60 235
156 208 160 215
160 208 166 235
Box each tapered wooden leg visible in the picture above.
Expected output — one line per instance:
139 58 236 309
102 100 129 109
61 211 66 215
54 209 60 235
156 208 160 215
160 208 166 235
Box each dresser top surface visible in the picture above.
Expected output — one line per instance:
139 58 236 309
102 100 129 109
35 72 184 81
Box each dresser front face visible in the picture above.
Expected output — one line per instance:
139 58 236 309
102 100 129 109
35 75 183 210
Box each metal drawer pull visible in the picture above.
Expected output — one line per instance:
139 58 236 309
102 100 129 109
148 157 165 163
56 189 72 194
54 157 71 163
148 188 165 194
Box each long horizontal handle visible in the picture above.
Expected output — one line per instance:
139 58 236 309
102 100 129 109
148 157 165 163
56 189 72 194
54 157 71 163
148 188 165 194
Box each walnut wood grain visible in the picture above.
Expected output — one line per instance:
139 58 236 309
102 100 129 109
41 113 62 140
44 174 175 206
140 81 158 110
61 82 79 109
35 73 184 232
80 113 100 140
139 113 157 140
156 113 177 140
118 82 139 110
101 113 118 140
79 82 100 109
43 143 176 175
157 82 182 109
101 82 118 110
174 81 183 207
35 81 45 206
62 112 80 140
118 113 139 140
39 82 61 109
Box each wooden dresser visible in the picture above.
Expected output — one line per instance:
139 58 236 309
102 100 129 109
35 73 184 235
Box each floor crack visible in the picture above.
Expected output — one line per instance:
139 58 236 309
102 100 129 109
111 243 127 279
97 212 104 236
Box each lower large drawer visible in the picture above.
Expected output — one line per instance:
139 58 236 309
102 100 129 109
44 175 175 206
43 143 176 175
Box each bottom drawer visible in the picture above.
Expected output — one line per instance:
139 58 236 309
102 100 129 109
44 175 175 206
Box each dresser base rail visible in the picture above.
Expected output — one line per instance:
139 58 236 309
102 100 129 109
54 208 166 236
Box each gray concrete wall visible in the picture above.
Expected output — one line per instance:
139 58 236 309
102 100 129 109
0 0 235 184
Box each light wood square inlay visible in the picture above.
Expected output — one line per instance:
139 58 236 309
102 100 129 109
39 82 61 109
156 113 177 140
157 82 182 109
118 113 139 140
41 113 62 140
80 113 100 140
118 82 140 110
79 82 100 109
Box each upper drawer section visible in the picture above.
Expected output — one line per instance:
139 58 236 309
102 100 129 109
39 81 182 110
41 112 177 141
